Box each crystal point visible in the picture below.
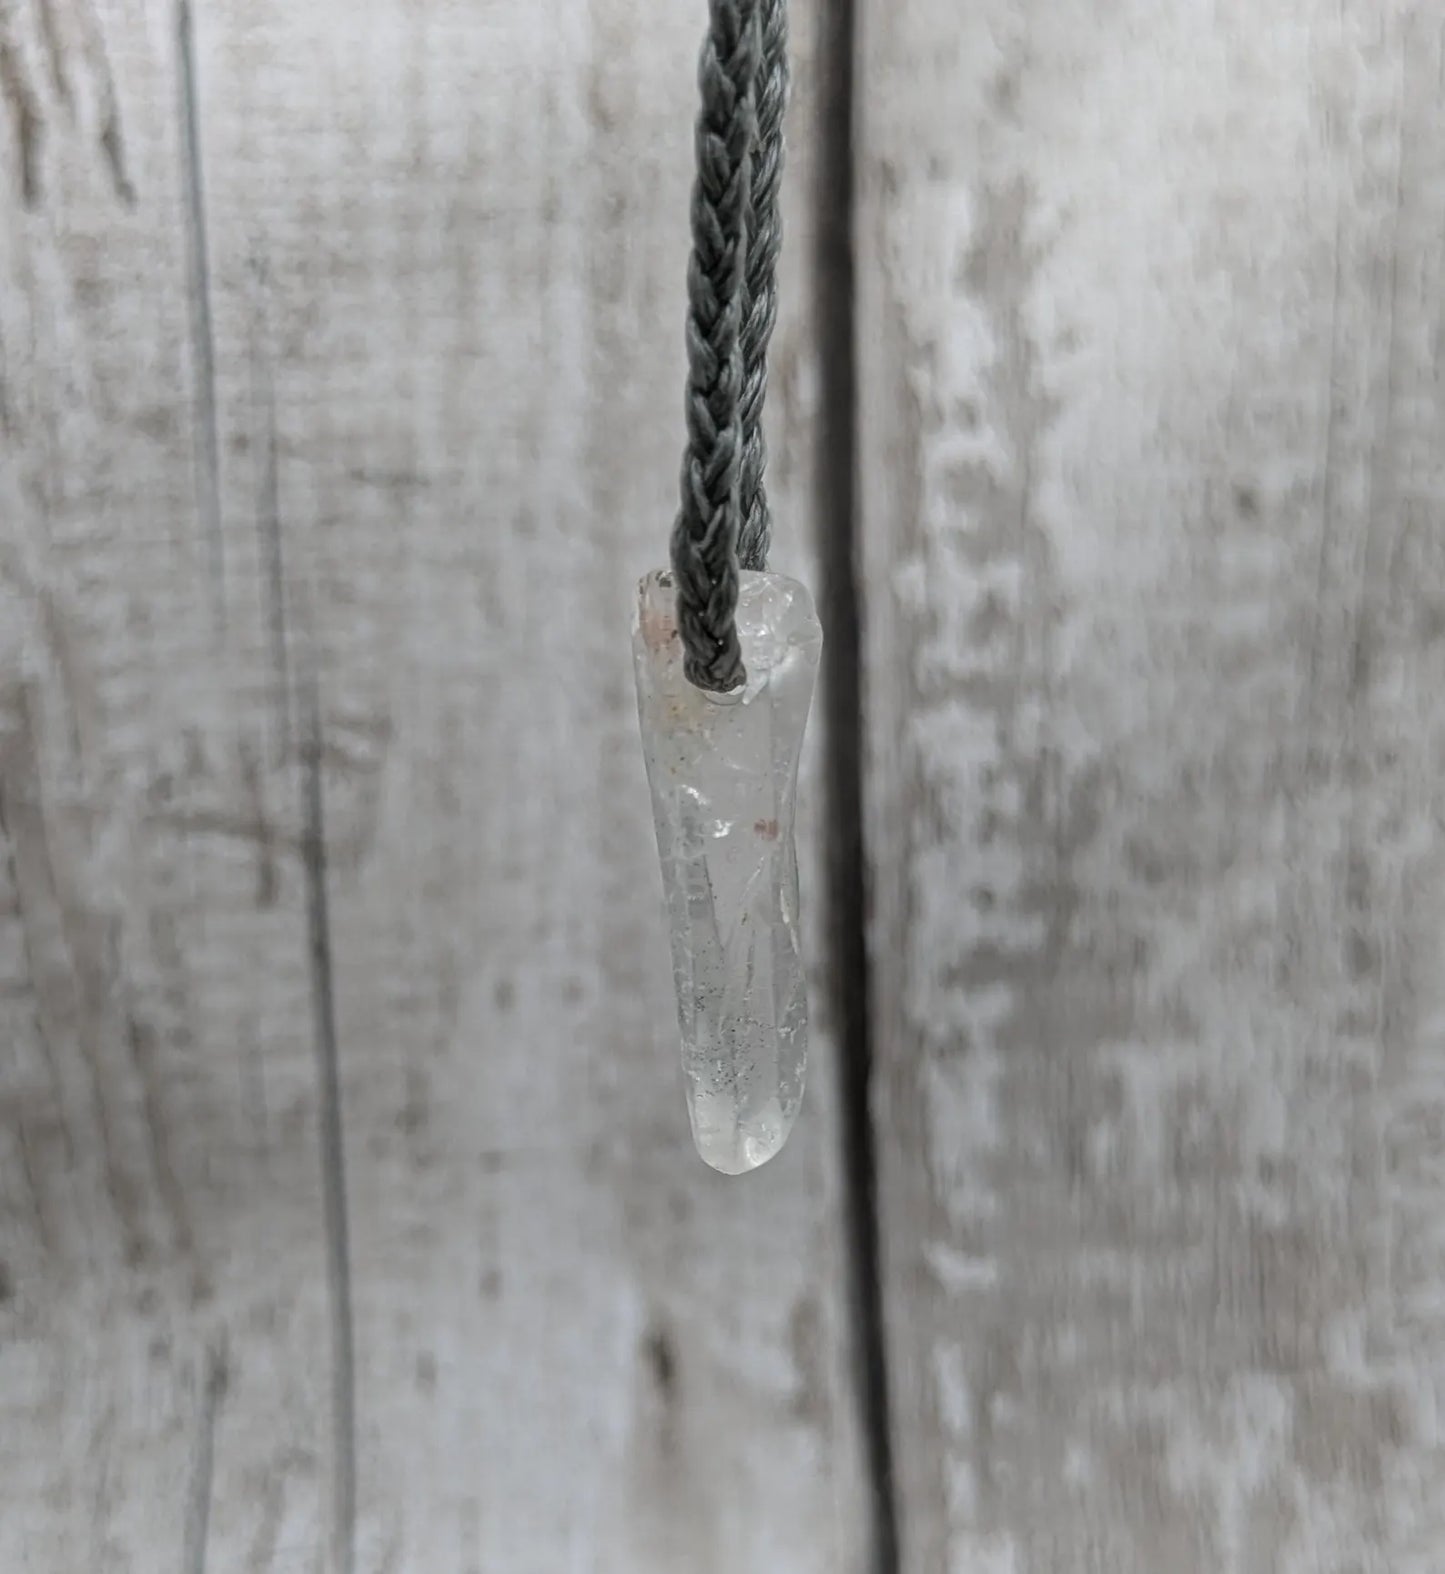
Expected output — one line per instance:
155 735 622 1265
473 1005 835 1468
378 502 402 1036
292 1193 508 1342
633 569 823 1175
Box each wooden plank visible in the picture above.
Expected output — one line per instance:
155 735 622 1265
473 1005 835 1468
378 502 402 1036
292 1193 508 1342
0 2 866 1570
856 3 1445 1569
0 5 252 1569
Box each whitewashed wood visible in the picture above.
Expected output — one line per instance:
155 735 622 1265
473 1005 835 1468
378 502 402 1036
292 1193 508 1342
0 3 866 1571
858 3 1445 1570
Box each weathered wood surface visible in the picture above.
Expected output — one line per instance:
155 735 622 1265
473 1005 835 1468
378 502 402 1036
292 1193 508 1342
0 3 866 1571
858 3 1445 1571
10 0 1445 1569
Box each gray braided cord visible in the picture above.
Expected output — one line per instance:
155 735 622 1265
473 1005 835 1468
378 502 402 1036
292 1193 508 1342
671 0 761 692
736 0 788 573
671 0 789 692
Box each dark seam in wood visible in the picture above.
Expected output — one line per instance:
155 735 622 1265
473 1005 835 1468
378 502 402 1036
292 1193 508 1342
253 326 292 764
11 694 143 1252
176 0 224 620
33 0 69 107
74 0 135 201
99 104 134 206
124 1007 193 1255
0 779 75 1172
71 990 146 1262
814 3 900 1570
300 664 357 1574
0 21 43 207
239 742 280 906
182 1342 227 1574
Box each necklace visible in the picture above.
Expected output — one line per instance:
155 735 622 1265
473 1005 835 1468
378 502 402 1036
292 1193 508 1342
631 0 822 1176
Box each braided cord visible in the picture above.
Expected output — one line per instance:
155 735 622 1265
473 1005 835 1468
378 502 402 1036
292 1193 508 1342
671 0 789 692
736 0 788 573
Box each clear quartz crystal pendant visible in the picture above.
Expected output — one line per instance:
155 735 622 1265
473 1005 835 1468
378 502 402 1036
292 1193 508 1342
633 569 824 1175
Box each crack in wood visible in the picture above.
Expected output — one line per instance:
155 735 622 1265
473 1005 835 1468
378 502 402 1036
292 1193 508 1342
32 0 68 107
300 664 357 1574
181 1341 228 1574
75 0 135 202
0 12 43 207
98 104 132 205
0 0 134 207
0 781 63 1177
238 743 280 908
813 1 899 1569
4 694 147 1253
123 1009 193 1257
176 0 224 621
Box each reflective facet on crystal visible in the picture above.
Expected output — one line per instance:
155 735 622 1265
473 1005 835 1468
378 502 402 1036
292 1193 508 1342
633 569 824 1175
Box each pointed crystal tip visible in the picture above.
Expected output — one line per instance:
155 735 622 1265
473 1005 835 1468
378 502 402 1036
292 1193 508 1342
691 1097 792 1177
633 568 824 1175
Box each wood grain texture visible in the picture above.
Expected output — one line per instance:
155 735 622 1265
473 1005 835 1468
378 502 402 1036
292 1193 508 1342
857 3 1445 1570
0 3 867 1570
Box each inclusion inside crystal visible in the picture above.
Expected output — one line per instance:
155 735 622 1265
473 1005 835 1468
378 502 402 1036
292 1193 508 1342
632 569 823 1175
